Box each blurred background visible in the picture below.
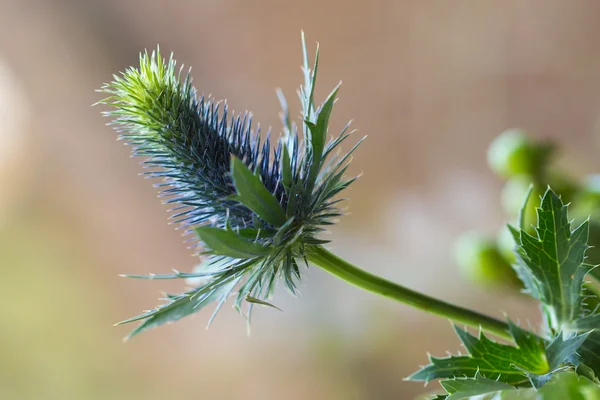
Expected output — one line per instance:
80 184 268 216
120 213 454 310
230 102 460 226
2 1 600 399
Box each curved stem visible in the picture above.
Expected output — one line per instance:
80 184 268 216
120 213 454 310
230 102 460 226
307 245 513 341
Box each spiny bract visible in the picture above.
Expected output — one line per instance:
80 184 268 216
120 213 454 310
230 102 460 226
98 35 363 338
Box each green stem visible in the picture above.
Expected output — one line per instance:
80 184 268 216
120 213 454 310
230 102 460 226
307 245 513 341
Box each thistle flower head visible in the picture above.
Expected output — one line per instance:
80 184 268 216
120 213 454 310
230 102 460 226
99 34 362 338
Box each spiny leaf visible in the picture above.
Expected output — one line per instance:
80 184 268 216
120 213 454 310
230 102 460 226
230 157 287 227
525 331 591 388
408 325 548 385
440 374 515 400
115 260 255 338
510 189 593 327
116 278 239 340
410 320 592 392
546 332 590 370
194 226 272 258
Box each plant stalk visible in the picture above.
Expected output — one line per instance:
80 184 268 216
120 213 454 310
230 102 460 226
307 245 513 341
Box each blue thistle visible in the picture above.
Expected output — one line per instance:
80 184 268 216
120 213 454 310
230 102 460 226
98 34 600 397
99 34 363 339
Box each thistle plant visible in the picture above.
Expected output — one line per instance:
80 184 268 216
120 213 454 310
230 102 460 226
99 35 600 398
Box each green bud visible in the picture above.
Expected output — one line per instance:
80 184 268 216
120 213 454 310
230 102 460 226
496 226 517 264
454 232 520 288
487 129 538 178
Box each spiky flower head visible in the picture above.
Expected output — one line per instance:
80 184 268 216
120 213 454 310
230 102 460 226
98 34 362 339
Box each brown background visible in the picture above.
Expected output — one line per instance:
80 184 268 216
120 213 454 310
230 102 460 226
1 1 600 399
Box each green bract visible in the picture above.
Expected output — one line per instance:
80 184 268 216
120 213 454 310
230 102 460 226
98 35 362 339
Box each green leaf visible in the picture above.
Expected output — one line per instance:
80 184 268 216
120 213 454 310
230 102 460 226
408 325 548 385
511 189 593 327
440 374 515 400
307 85 340 171
281 143 293 189
194 226 272 258
230 157 287 227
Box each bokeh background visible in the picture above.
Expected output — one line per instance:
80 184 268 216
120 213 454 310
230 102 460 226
2 1 600 399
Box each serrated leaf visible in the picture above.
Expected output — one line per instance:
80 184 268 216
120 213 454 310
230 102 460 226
440 374 515 400
230 157 287 227
412 321 590 391
511 189 592 327
408 326 548 385
194 226 272 258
